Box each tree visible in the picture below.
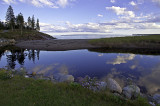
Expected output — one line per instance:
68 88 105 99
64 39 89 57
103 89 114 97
27 16 32 29
36 19 40 31
31 15 35 30
16 13 24 35
0 20 4 30
5 5 15 31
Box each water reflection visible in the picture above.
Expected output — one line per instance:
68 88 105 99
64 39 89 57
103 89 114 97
107 54 135 65
0 46 160 94
0 47 40 69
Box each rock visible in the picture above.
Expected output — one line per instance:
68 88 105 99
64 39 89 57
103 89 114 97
9 39 16 44
97 81 107 91
53 73 74 83
25 75 29 78
149 102 156 106
122 85 140 99
153 94 160 104
76 77 84 83
48 75 57 83
107 78 122 93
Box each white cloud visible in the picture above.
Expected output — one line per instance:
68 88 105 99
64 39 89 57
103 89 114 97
57 0 68 8
110 0 115 3
152 0 160 6
2 0 74 8
97 14 103 17
2 0 16 4
129 1 137 6
106 6 135 18
40 22 111 33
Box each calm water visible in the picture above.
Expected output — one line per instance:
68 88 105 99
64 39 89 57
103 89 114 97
53 34 131 39
0 49 160 94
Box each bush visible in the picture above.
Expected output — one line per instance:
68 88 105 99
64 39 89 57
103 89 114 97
0 70 12 80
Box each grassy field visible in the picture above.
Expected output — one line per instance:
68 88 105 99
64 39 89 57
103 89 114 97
0 70 149 106
90 35 160 49
0 29 54 40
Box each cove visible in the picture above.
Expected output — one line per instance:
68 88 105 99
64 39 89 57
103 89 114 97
0 48 160 94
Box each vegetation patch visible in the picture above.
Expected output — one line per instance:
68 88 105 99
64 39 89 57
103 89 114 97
0 29 54 40
0 69 149 106
90 35 160 49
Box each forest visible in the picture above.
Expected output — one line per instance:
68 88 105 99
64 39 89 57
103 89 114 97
0 5 40 33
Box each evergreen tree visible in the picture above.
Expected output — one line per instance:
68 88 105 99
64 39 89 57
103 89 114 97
5 5 15 31
0 20 4 30
31 15 35 30
16 13 24 35
27 16 32 29
36 19 40 31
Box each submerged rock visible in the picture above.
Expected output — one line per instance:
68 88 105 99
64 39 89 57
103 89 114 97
53 73 74 83
122 85 140 99
107 78 122 94
33 74 50 80
153 94 160 104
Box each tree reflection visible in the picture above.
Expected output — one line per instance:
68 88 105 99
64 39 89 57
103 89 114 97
0 46 40 69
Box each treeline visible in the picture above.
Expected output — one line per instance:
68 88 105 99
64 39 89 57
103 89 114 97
0 5 40 34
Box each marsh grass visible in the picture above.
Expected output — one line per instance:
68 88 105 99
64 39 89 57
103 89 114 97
90 35 160 49
0 70 149 106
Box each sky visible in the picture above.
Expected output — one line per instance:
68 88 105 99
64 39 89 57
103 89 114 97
0 0 160 35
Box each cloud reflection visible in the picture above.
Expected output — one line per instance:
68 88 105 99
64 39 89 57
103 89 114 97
107 54 136 65
28 64 70 76
138 64 160 94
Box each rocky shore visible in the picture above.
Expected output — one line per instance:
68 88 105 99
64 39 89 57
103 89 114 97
10 68 160 106
0 39 16 47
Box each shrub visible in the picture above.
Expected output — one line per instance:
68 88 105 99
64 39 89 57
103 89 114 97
0 70 12 80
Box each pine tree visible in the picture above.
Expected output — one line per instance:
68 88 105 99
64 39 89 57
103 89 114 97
16 13 24 35
27 16 32 29
31 15 35 30
0 20 4 30
5 5 15 31
36 19 40 31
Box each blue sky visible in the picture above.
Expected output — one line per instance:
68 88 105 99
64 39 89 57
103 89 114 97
0 0 160 35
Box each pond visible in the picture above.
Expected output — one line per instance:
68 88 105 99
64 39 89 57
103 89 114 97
0 48 160 94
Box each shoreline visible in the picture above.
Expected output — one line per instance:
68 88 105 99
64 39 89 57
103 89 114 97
15 38 160 53
15 39 101 51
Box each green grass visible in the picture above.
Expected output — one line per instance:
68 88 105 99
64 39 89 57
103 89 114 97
90 35 160 48
0 70 149 106
0 29 54 40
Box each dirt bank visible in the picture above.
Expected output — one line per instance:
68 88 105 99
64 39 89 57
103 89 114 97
16 39 100 51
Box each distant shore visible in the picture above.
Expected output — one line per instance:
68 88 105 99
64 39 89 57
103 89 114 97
15 34 160 52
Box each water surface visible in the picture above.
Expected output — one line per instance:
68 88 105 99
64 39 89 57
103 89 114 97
0 49 160 94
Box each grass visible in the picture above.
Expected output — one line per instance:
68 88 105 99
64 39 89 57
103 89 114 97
90 35 160 49
0 29 54 40
0 69 149 106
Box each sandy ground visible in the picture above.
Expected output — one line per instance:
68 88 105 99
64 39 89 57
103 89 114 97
16 39 100 51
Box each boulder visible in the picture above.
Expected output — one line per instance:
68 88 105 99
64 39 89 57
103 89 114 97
53 73 74 83
107 78 122 93
97 81 107 91
153 94 160 104
122 85 140 99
